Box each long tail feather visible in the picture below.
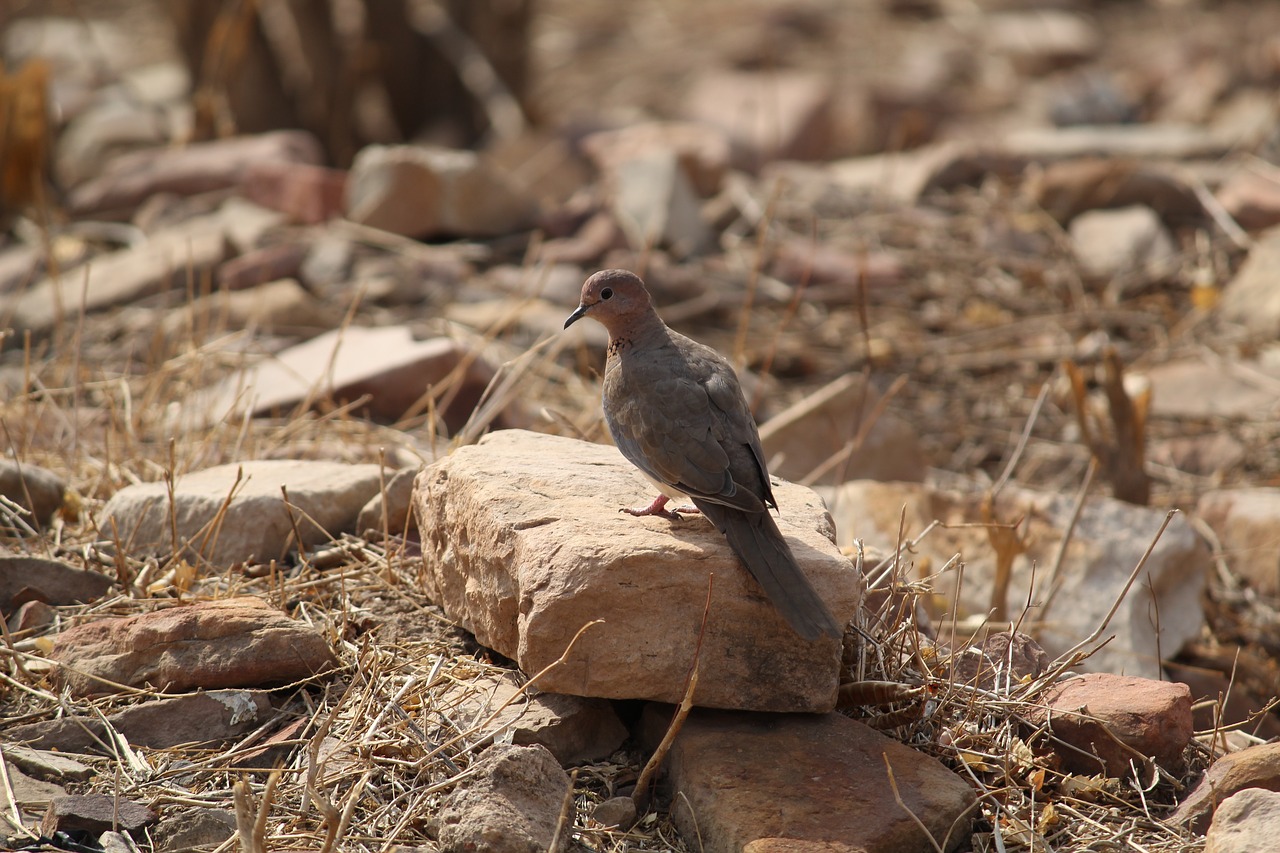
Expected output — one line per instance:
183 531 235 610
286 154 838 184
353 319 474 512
697 501 842 641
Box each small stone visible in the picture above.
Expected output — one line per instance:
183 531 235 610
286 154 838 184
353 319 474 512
0 460 66 527
984 11 1100 75
950 631 1049 691
1197 488 1280 597
2 745 93 783
1204 788 1280 853
346 144 538 238
1030 673 1192 778
1216 168 1280 231
356 467 420 538
1173 741 1280 833
152 807 237 853
758 372 925 486
437 743 573 853
10 214 231 334
216 242 308 292
187 328 511 435
683 69 834 169
6 599 57 634
1069 205 1177 282
821 480 1208 678
159 277 340 341
607 148 711 258
591 797 637 829
241 160 347 225
581 121 731 198
442 672 628 766
1220 225 1280 336
67 130 324 215
99 459 385 568
42 794 156 838
49 596 337 696
0 556 113 615
1146 357 1280 420
650 708 974 852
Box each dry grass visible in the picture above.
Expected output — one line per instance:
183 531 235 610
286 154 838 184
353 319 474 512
2 153 1278 852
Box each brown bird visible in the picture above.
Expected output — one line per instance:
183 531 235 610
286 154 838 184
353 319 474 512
563 269 841 641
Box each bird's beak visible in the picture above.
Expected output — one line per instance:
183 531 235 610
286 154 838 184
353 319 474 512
563 303 588 329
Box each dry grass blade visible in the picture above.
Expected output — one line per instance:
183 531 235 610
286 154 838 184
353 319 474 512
1064 347 1151 506
634 574 716 815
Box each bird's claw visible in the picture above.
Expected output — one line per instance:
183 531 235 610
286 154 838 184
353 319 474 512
619 494 700 521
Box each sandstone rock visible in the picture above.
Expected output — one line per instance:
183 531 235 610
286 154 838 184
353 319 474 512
1173 741 1280 833
984 11 1099 75
608 148 712 258
50 597 336 696
0 460 66 527
650 708 974 852
346 144 538 238
581 121 731 197
7 599 57 634
683 69 834 169
437 743 572 853
1028 158 1204 226
1220 226 1280 336
1197 488 1280 597
216 241 308 291
152 808 238 853
9 214 230 334
1216 167 1280 231
43 794 156 838
1205 788 1280 853
591 797 637 829
72 690 273 749
99 459 385 567
822 480 1208 678
768 239 904 303
1150 433 1246 479
356 467 421 539
241 160 347 225
414 430 863 713
950 631 1050 691
55 97 173 188
1 745 93 783
0 556 113 615
159 277 340 341
1029 673 1192 777
442 672 627 766
758 373 926 486
1069 205 1177 283
67 130 324 215
4 761 66 818
187 327 508 435
1146 357 1280 420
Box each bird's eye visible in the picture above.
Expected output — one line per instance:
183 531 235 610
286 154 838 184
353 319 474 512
600 287 614 300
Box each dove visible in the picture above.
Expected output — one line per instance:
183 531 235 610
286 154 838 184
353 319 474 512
563 268 841 641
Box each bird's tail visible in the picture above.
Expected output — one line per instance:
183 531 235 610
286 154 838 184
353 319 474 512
698 502 843 641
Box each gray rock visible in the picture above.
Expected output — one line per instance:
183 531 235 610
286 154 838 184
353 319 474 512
99 459 385 568
1206 788 1280 853
0 460 66 527
437 743 573 853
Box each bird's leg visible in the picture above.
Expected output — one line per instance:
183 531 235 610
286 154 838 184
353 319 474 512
620 494 701 521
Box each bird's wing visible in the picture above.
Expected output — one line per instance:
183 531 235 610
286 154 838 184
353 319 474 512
605 340 766 513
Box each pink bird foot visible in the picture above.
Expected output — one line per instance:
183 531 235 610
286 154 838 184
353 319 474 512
620 494 701 521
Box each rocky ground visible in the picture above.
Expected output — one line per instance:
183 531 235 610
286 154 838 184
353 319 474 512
3 0 1280 851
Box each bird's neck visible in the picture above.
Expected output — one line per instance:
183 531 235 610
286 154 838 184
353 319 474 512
606 311 668 359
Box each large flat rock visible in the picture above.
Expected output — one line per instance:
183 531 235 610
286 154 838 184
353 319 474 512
413 430 863 713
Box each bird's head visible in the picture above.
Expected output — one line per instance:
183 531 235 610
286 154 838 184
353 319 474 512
563 269 655 336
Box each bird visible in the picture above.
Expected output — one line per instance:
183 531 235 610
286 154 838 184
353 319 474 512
563 268 842 641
